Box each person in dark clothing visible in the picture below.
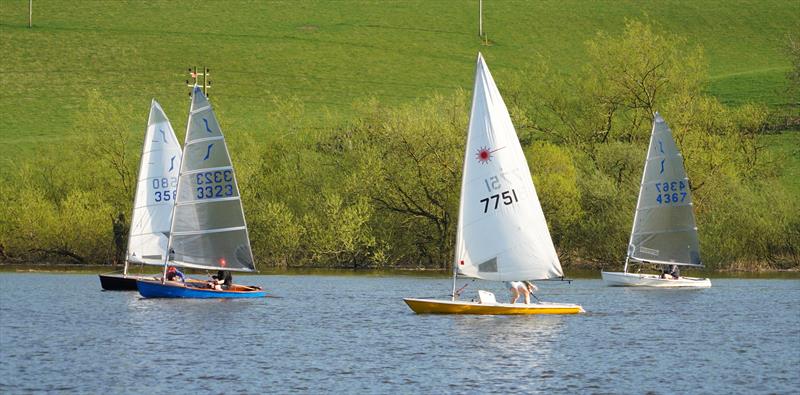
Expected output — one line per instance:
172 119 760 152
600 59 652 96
112 213 127 266
213 270 232 289
661 264 680 279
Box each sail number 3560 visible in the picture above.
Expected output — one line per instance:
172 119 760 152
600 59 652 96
152 177 177 202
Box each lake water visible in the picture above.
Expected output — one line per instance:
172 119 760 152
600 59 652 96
1 273 798 394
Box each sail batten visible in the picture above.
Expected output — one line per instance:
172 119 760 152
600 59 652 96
181 165 234 174
173 226 247 236
185 136 225 145
455 54 563 282
126 100 183 267
166 86 256 272
627 113 702 266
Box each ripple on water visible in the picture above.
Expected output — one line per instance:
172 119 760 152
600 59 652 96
0 275 798 393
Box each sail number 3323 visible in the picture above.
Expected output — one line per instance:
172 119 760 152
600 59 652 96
655 180 687 204
195 170 234 199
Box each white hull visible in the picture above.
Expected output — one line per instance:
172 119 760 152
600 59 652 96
601 271 711 288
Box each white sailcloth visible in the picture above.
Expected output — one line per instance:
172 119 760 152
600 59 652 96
167 86 255 272
628 113 702 266
127 100 183 265
454 53 563 281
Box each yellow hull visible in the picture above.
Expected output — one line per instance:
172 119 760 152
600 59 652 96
403 298 585 315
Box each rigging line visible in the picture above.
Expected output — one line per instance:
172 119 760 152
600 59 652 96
452 281 472 298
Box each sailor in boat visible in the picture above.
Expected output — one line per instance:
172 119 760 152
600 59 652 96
660 264 680 280
507 281 538 304
165 266 185 282
212 270 233 290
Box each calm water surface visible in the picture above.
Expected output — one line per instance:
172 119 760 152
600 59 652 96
1 274 798 394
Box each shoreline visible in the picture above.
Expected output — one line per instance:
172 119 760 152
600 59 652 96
1 263 798 279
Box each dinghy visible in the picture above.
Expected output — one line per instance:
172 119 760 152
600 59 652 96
100 100 183 290
601 113 711 288
404 53 583 315
136 86 265 298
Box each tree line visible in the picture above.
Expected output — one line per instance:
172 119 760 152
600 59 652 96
1 21 797 270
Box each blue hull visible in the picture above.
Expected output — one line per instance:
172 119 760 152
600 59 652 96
136 280 266 299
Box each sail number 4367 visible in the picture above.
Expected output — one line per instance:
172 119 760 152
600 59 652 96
480 189 518 213
655 180 687 204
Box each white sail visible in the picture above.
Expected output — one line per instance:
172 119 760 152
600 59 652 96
454 53 563 281
127 100 183 265
167 86 255 272
627 113 702 266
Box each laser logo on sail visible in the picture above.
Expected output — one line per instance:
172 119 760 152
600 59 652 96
475 146 505 164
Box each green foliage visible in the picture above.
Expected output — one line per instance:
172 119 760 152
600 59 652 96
248 201 303 268
316 94 468 267
1 18 797 270
699 176 799 269
0 183 114 264
526 142 582 250
302 193 376 268
509 20 798 269
0 91 132 264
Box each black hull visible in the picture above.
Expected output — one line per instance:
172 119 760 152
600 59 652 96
99 273 156 291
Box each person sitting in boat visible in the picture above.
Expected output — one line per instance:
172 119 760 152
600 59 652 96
208 278 223 291
507 280 538 304
165 266 185 282
660 264 680 280
212 270 232 290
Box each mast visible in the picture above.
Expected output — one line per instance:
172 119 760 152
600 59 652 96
451 53 486 300
122 98 166 277
125 99 157 277
625 113 658 273
161 95 194 283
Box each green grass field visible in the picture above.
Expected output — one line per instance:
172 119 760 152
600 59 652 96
1 0 798 162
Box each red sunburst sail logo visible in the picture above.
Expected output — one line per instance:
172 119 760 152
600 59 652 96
476 147 492 164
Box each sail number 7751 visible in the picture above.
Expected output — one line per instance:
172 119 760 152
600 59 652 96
480 189 518 213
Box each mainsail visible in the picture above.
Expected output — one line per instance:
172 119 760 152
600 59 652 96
127 100 183 266
167 86 255 272
454 53 563 282
628 113 702 266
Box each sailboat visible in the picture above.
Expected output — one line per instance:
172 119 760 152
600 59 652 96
99 100 183 291
136 86 265 298
404 53 584 315
601 113 711 287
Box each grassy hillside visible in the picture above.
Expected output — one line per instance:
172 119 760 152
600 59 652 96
1 0 797 162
